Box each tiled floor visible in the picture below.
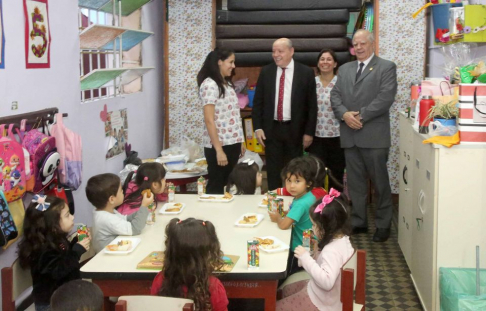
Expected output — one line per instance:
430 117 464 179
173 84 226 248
350 205 424 311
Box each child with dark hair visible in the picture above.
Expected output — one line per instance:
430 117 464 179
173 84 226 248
226 160 262 195
18 195 90 311
268 156 319 275
277 188 354 310
51 280 103 311
118 162 167 216
273 155 328 199
86 173 153 253
151 218 228 311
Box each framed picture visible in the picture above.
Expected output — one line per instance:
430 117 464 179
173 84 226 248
0 0 5 69
23 0 51 68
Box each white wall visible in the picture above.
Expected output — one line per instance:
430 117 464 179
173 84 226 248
0 0 165 306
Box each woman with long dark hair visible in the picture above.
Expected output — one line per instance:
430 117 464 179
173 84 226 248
308 49 346 190
197 48 244 194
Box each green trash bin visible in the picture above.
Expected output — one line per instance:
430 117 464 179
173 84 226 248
440 267 486 311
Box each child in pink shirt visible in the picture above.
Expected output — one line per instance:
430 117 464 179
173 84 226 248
117 162 167 216
277 188 355 311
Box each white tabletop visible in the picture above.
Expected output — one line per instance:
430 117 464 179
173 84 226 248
81 194 293 280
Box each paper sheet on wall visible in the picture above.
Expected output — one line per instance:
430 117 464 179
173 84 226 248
24 0 51 68
104 108 128 159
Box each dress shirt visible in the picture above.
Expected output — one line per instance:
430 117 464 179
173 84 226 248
357 53 374 73
274 59 294 121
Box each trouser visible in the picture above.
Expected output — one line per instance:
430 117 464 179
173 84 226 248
204 143 241 194
266 121 303 190
308 136 345 190
344 146 393 229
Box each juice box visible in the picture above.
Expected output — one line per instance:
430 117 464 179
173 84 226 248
197 176 205 195
247 240 259 269
168 183 175 203
77 224 88 242
146 205 156 225
274 198 284 217
303 229 312 252
267 191 276 211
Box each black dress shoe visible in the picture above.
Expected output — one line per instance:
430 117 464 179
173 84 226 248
373 228 391 242
352 226 368 235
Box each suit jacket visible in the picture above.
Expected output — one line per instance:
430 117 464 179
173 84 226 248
252 61 317 142
330 55 397 149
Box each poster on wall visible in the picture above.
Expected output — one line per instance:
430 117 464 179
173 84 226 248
0 0 5 69
105 108 128 159
23 0 51 69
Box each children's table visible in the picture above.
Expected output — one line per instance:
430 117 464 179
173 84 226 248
81 194 293 311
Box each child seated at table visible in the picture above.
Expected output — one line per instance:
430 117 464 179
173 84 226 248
17 195 91 311
225 159 262 195
51 280 103 311
86 173 154 253
272 155 328 200
118 162 167 216
151 218 228 311
268 156 318 275
277 188 354 311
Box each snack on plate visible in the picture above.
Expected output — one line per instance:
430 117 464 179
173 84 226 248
165 207 181 212
196 159 207 166
106 240 132 252
171 168 193 173
222 192 233 200
261 198 268 206
141 189 153 198
255 237 274 246
200 196 216 200
173 203 183 208
239 215 258 224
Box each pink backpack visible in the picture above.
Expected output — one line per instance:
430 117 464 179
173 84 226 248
49 113 83 190
20 121 58 193
0 125 27 202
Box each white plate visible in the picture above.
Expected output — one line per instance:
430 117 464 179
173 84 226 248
234 213 264 228
256 236 290 253
159 203 186 215
198 194 235 203
104 237 141 255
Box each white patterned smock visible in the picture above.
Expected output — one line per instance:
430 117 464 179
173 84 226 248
200 78 244 148
315 75 340 138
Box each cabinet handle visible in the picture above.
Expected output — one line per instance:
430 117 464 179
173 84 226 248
402 165 408 185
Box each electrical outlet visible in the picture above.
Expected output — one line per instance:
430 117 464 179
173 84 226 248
11 101 18 110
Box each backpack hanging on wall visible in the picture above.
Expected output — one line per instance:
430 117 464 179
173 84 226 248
0 190 18 247
49 113 83 190
20 118 59 193
0 124 27 202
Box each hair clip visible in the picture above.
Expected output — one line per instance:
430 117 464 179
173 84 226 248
242 158 255 166
144 177 148 181
202 221 206 226
32 194 51 212
314 188 340 214
177 220 182 224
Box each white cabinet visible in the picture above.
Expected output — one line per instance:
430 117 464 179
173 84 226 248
398 115 414 268
398 113 486 311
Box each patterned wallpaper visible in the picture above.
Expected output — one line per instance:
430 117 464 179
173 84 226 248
168 0 212 146
379 0 426 193
167 0 427 193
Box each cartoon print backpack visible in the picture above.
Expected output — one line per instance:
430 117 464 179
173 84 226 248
20 120 59 193
0 190 18 247
49 113 83 190
0 124 27 202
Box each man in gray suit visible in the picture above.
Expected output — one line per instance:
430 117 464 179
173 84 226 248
330 30 397 242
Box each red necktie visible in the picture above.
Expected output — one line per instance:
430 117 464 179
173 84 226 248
277 68 286 121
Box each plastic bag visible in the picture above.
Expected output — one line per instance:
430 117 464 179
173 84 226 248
238 150 263 171
161 136 202 163
429 120 458 137
119 164 139 185
440 267 486 311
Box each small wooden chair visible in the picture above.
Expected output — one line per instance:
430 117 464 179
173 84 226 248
1 259 33 311
341 249 366 311
115 295 194 311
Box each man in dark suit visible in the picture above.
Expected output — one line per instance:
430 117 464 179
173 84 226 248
330 30 397 242
252 38 317 190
